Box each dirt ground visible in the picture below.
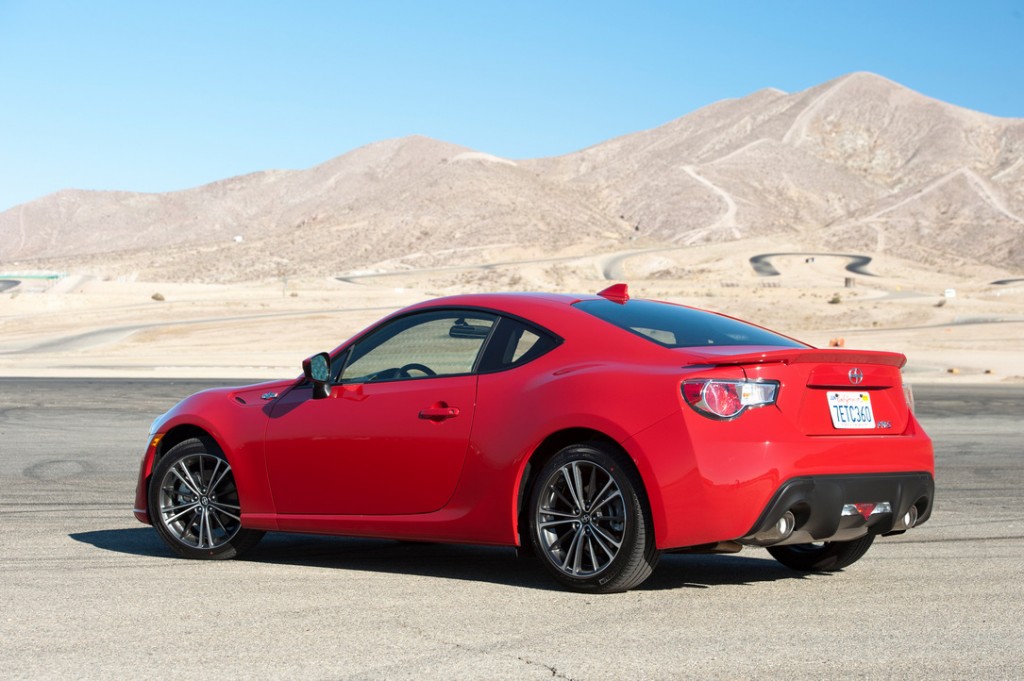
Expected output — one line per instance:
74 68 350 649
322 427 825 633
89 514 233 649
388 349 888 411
2 239 1022 383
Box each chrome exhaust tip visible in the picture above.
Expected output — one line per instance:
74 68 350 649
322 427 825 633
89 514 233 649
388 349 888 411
749 510 796 545
740 510 799 546
903 505 919 529
889 504 920 533
776 510 795 538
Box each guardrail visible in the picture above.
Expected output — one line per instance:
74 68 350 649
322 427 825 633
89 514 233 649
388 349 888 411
0 272 67 279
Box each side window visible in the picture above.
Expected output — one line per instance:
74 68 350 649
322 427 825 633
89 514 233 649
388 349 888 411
479 316 560 371
341 311 497 383
510 328 543 363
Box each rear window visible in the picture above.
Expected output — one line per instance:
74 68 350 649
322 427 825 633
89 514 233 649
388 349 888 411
574 299 807 349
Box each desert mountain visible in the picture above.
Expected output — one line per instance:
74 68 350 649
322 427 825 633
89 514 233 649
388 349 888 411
1 71 1022 281
525 73 1024 265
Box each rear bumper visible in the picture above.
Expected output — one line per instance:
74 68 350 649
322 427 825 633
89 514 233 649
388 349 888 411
738 472 934 547
622 406 934 550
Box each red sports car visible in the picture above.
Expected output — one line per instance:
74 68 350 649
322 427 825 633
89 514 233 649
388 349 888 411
134 284 934 592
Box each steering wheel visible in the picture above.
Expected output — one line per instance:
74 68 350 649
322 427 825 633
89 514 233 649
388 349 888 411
399 363 437 378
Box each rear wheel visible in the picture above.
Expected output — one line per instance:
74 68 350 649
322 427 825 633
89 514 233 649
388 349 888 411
767 534 875 571
529 443 660 593
149 437 264 559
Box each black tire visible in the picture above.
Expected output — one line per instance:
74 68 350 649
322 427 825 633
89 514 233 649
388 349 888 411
149 437 265 559
528 442 660 593
767 534 875 572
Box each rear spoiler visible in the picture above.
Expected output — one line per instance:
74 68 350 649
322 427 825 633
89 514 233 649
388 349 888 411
680 346 907 369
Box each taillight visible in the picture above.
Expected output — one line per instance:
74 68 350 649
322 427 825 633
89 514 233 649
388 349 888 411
682 379 779 420
903 382 916 414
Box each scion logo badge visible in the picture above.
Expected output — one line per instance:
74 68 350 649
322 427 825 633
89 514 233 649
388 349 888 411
848 368 864 385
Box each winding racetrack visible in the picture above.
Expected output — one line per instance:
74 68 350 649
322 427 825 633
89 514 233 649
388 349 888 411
749 252 876 277
337 250 882 286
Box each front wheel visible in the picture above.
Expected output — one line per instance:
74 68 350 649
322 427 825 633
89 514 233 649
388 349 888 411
528 443 660 593
767 534 875 572
149 437 264 559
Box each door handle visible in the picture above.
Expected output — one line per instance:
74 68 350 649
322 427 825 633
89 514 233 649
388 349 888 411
418 406 460 421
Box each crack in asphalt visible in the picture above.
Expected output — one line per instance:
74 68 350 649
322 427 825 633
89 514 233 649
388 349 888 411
387 622 581 680
517 656 578 679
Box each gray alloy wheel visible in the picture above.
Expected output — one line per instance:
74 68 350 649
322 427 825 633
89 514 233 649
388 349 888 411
529 442 660 593
767 534 875 571
149 437 264 559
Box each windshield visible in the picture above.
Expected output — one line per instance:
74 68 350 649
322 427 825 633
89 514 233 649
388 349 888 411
574 299 807 349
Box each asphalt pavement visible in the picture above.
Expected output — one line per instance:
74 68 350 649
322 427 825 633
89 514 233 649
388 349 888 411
1 379 1021 679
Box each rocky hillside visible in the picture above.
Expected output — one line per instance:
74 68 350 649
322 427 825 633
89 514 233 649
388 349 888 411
2 72 1021 281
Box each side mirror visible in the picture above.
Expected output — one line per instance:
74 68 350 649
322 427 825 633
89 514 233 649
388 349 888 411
302 352 332 400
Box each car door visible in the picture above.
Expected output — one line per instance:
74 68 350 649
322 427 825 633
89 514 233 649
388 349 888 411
263 310 496 516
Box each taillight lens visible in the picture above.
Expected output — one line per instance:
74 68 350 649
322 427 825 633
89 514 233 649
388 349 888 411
903 382 915 414
683 379 779 420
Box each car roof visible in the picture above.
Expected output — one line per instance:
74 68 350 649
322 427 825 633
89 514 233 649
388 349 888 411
387 289 585 333
403 290 617 330
399 288 808 356
396 289 683 356
408 291 586 313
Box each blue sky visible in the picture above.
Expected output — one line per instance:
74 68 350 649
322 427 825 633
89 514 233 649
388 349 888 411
1 1 1022 212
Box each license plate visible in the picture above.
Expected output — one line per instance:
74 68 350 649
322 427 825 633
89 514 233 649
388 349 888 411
826 391 875 429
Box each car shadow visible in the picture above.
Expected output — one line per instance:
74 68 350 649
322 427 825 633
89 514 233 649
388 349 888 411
70 528 820 592
69 527 178 558
641 552 821 590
